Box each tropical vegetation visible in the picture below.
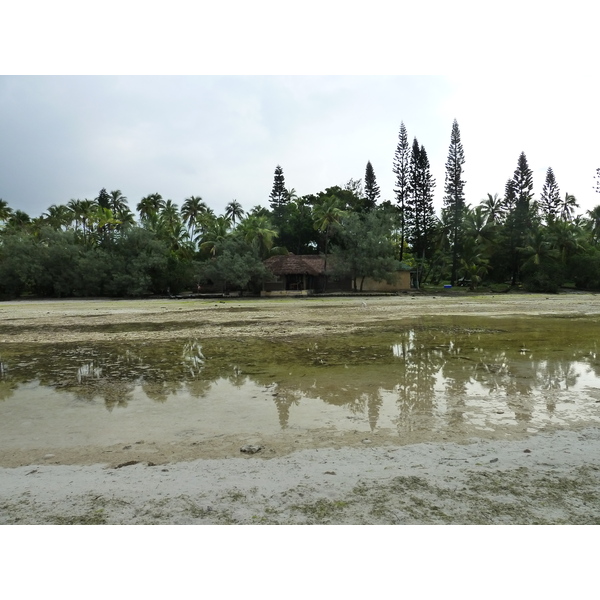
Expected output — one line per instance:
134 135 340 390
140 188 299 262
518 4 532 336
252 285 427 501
1 123 600 298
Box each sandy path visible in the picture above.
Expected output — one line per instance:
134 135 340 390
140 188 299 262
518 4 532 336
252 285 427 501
2 292 600 524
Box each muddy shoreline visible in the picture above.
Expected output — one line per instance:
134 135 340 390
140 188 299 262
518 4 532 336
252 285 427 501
1 292 599 344
2 293 600 524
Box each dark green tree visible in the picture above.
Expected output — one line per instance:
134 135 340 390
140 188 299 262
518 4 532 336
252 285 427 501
42 204 73 231
274 198 317 254
96 188 111 210
586 205 600 246
331 211 401 291
269 165 287 212
539 167 561 224
108 190 129 215
442 119 466 285
137 193 165 222
407 138 436 267
364 161 380 210
392 122 410 260
0 199 13 223
197 237 273 294
312 194 346 287
504 152 536 285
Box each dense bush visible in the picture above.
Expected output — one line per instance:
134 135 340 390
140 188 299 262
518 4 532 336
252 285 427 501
569 249 600 290
0 227 198 298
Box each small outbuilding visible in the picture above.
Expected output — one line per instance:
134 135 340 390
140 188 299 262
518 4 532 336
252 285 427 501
262 254 415 296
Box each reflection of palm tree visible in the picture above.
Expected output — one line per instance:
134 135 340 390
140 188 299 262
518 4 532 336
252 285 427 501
272 388 301 429
366 391 383 431
182 340 205 377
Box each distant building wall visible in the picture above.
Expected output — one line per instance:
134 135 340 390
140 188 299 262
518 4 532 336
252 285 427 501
360 271 412 292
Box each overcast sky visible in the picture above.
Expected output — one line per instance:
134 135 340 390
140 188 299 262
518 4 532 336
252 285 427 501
1 74 598 221
1 4 598 221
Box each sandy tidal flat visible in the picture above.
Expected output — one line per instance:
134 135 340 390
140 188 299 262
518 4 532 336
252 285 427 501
2 293 600 524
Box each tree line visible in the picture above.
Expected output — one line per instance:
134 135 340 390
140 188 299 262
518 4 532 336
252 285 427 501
1 122 600 298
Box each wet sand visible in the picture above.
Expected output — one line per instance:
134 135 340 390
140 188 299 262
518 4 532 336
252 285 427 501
2 292 600 524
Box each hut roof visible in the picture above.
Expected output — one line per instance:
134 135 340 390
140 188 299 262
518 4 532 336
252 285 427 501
264 254 325 276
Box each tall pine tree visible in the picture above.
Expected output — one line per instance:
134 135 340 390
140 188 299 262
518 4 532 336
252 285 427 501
505 152 535 285
442 119 466 285
392 122 410 260
269 165 287 212
364 161 380 210
407 138 436 267
539 167 561 224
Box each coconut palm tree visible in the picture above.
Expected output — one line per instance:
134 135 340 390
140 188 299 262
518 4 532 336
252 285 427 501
90 206 120 243
160 200 180 231
79 199 97 244
114 207 136 233
585 205 600 246
480 193 506 225
464 205 497 250
137 193 165 222
285 188 299 204
42 204 73 231
199 216 231 256
458 242 491 291
5 209 30 231
312 195 346 276
0 198 13 223
108 190 129 216
224 200 245 226
67 199 85 235
548 219 583 264
237 214 278 258
559 193 579 222
181 195 208 241
520 228 558 269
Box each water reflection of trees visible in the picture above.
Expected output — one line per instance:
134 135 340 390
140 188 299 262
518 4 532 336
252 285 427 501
0 357 17 401
1 326 599 430
393 329 441 436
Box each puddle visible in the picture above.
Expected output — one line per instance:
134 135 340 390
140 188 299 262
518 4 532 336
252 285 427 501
1 315 600 451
